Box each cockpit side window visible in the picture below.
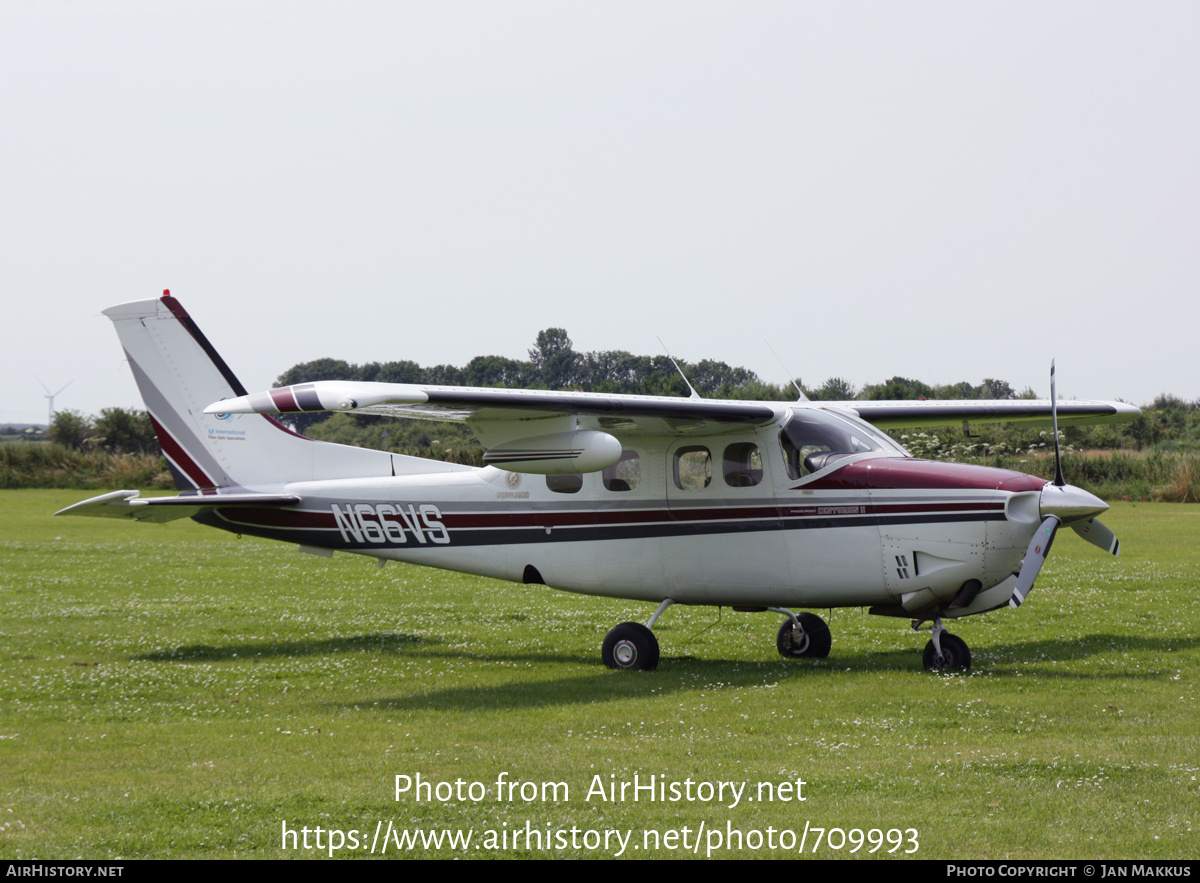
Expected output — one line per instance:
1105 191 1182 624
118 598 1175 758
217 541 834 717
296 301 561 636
780 410 889 479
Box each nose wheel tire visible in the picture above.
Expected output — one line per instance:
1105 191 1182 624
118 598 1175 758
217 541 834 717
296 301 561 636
602 622 660 671
777 612 831 659
923 632 971 672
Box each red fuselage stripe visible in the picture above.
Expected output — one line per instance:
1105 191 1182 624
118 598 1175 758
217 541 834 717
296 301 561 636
216 500 1006 530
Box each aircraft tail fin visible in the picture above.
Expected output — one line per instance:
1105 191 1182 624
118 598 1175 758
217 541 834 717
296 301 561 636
105 293 398 491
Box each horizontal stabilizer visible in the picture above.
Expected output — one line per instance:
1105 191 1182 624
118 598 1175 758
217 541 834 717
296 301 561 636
55 490 301 523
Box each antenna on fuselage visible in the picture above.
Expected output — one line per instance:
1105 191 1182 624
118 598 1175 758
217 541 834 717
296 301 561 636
765 341 809 402
656 336 702 400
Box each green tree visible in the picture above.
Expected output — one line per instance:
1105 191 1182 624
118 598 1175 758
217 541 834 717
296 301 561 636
274 358 358 388
689 360 758 396
529 329 577 389
931 381 975 400
861 377 935 401
423 364 465 386
464 355 529 388
48 410 93 450
579 350 650 393
977 378 1015 400
376 360 425 384
1150 394 1193 435
1124 413 1166 449
93 408 158 454
809 377 858 401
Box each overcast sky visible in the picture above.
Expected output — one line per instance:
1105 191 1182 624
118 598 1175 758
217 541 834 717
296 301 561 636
3 1 1196 426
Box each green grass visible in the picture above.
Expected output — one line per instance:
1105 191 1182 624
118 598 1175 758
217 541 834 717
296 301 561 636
1 491 1198 859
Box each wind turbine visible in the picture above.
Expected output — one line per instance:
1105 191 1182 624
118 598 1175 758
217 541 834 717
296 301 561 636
37 377 73 427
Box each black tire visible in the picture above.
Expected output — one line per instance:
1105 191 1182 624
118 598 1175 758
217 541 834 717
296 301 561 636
776 612 832 659
922 632 971 673
602 622 660 671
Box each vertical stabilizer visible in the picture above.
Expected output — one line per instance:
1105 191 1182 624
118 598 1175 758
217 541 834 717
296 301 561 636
105 294 393 490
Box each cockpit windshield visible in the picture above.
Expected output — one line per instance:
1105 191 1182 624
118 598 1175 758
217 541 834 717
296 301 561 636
780 408 905 479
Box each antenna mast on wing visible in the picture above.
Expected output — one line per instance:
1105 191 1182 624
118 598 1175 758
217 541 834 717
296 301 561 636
765 341 809 402
656 336 702 400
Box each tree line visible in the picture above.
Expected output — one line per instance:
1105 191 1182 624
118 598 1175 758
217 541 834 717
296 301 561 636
46 408 158 454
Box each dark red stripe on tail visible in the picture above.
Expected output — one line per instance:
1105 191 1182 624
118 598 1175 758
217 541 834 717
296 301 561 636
160 295 249 397
148 414 217 490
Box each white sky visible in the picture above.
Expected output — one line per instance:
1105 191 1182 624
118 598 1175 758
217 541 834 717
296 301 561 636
3 1 1196 425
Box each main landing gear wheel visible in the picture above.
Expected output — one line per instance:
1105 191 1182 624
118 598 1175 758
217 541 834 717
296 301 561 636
602 622 660 671
923 632 971 673
776 612 831 659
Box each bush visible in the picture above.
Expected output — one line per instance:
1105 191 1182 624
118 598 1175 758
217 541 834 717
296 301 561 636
47 410 94 449
0 443 172 490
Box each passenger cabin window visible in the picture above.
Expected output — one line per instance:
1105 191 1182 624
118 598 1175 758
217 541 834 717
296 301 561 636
780 410 889 480
546 473 583 494
603 451 641 492
673 446 712 490
723 442 763 487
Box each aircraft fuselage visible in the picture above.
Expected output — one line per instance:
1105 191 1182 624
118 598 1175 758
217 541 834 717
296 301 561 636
203 429 1048 619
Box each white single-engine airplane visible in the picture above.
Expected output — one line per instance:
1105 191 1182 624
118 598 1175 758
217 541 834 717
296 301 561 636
60 294 1139 672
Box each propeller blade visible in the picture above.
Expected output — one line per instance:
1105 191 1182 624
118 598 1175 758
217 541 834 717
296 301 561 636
1050 360 1065 487
1072 518 1120 556
1010 515 1060 608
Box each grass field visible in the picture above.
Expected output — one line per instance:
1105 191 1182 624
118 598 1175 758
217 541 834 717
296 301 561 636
1 490 1197 859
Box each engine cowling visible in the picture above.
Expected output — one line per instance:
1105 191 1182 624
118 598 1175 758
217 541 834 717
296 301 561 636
482 430 622 475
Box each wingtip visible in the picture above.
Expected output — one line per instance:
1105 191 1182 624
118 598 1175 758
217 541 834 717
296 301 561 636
1114 401 1142 420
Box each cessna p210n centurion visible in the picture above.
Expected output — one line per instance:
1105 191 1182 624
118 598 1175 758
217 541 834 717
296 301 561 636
60 294 1140 672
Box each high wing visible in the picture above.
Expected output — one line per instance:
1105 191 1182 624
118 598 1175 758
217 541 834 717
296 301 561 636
210 380 1138 433
207 381 781 436
834 399 1141 429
